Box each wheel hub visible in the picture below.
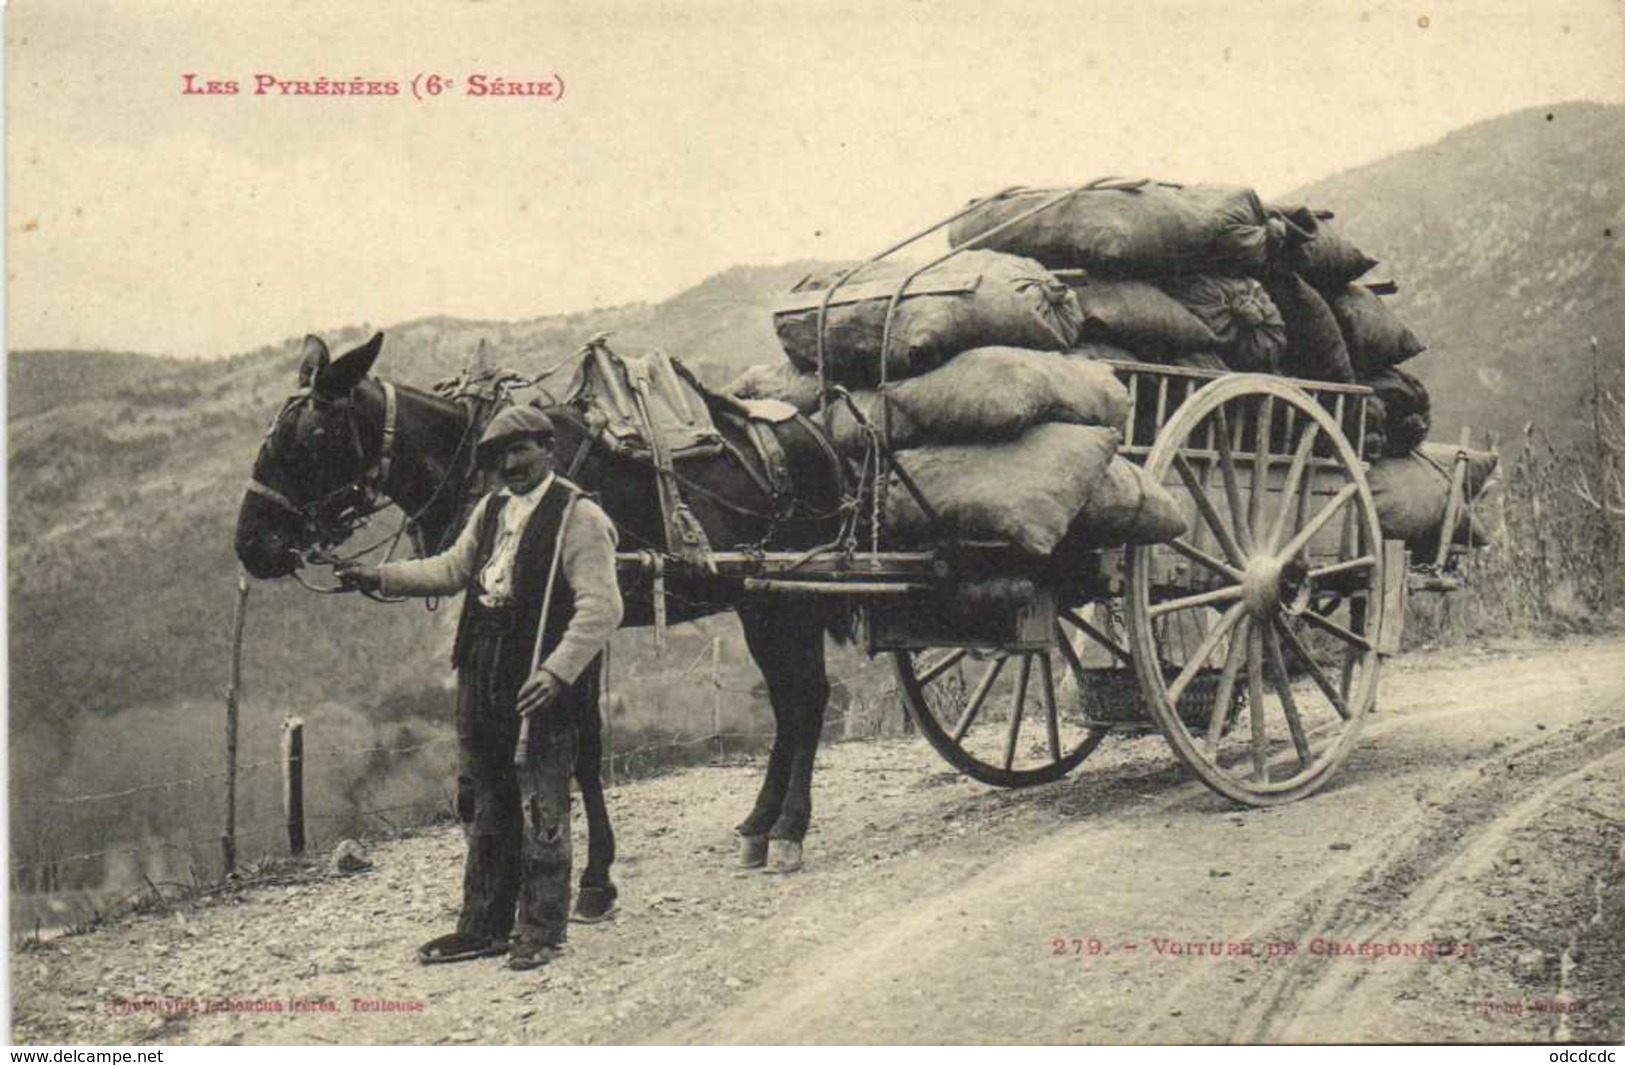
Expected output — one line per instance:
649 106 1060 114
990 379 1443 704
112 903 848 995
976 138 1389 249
1241 556 1284 616
1241 554 1312 617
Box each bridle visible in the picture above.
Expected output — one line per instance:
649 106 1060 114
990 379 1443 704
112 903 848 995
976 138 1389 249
246 379 481 601
247 380 404 563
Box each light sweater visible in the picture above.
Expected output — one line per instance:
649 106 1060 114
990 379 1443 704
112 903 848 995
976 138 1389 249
379 481 624 683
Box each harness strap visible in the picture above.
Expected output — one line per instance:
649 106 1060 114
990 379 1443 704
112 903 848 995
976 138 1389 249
246 478 303 517
565 431 595 481
744 419 792 503
376 381 399 493
626 359 716 572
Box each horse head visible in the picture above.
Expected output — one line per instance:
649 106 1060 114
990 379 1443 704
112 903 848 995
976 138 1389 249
235 332 388 578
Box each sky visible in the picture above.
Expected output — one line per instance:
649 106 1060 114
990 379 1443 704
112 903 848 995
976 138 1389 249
5 0 1623 359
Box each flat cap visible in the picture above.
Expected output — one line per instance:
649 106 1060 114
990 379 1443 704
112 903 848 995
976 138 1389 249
475 405 556 469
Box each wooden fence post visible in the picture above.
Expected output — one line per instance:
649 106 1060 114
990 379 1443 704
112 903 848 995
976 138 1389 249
282 716 305 857
222 571 250 875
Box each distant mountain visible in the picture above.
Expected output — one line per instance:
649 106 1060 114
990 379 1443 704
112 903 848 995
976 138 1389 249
10 101 1622 864
1282 100 1624 449
4 259 841 825
7 350 191 420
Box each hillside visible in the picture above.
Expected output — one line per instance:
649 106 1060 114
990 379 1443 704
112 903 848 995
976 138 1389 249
1282 100 1625 448
10 100 1623 909
5 260 849 913
7 351 192 420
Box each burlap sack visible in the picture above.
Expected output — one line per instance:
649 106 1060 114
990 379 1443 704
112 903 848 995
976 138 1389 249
1266 272 1355 383
1368 445 1498 549
1363 366 1431 457
773 250 1083 388
1066 456 1188 547
818 347 1130 458
1362 396 1390 460
947 183 1272 278
888 346 1130 441
1329 284 1425 375
725 361 824 413
1160 275 1287 372
1266 205 1378 289
885 423 1120 556
1418 442 1499 499
821 390 888 459
1072 280 1219 357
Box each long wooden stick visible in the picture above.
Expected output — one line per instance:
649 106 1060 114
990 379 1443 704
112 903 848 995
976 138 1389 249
222 571 250 875
516 495 579 766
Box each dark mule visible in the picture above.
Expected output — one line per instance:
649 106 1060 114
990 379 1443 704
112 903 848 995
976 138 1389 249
235 333 850 872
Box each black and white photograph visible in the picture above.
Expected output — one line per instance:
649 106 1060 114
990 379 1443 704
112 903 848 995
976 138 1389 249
6 0 1624 1047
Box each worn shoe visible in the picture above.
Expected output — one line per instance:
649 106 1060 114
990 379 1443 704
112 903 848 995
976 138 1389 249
417 932 509 965
506 940 564 971
572 883 619 924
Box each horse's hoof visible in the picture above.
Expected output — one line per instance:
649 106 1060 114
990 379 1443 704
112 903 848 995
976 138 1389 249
765 839 803 874
737 834 768 869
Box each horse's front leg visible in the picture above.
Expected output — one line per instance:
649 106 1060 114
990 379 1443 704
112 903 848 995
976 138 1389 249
736 602 829 873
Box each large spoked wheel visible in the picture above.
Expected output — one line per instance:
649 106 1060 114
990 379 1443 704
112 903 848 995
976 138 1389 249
894 606 1133 786
1126 375 1384 805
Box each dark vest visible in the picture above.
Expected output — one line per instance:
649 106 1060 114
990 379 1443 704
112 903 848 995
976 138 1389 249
450 478 601 725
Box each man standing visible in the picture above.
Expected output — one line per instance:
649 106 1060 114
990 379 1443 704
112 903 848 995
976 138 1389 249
338 405 623 970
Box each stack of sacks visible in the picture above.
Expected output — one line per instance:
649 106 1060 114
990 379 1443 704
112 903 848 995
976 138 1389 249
828 346 1186 557
1263 203 1426 389
945 183 1428 393
1366 442 1499 559
728 179 1465 558
731 345 1184 557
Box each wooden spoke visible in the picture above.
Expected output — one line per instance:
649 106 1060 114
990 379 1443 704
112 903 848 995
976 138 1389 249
1038 653 1062 762
1165 537 1245 584
1308 555 1378 583
1147 583 1245 620
1246 622 1269 783
1060 609 1133 666
1266 424 1321 553
1174 454 1247 567
1052 621 1091 682
1166 600 1248 707
1204 616 1251 758
1298 607 1373 652
1002 655 1033 771
1125 373 1385 806
1212 404 1256 554
1249 396 1274 542
1263 624 1313 770
952 655 1007 743
1273 617 1351 720
915 647 970 686
1276 482 1360 562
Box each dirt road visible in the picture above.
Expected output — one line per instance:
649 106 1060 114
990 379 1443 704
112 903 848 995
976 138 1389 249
13 634 1625 1045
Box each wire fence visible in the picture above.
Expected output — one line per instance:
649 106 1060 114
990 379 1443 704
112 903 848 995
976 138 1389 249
8 637 904 931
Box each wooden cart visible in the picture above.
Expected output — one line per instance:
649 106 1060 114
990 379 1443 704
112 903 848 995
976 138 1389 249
650 185 1410 807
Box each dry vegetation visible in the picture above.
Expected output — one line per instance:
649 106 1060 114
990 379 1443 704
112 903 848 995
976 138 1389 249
1405 341 1624 647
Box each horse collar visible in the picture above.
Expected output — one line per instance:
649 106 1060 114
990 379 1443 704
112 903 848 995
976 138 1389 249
375 380 399 496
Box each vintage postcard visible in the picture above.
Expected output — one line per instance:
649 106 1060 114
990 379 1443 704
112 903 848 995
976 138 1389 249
7 0 1624 1048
